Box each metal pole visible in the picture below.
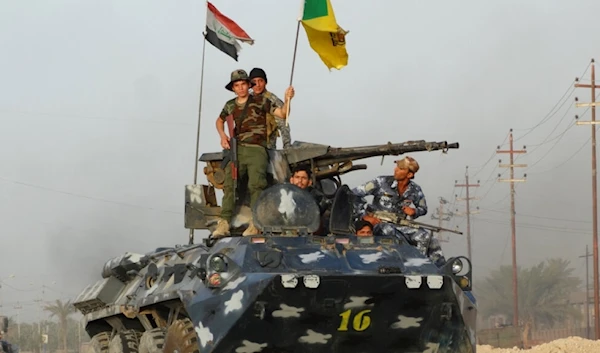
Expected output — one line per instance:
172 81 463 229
189 1 210 245
591 61 600 339
289 20 301 87
465 166 472 260
509 130 519 329
285 20 301 127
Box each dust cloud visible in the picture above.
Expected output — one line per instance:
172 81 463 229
478 337 600 353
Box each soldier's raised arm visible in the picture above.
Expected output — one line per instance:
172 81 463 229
272 86 295 119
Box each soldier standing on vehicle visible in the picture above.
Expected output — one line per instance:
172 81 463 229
213 69 295 237
249 68 293 149
352 156 446 266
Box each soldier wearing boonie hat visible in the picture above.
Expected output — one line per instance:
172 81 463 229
394 156 419 174
225 69 254 91
213 69 296 238
351 155 447 266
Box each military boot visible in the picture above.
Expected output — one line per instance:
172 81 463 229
212 219 230 238
242 220 260 236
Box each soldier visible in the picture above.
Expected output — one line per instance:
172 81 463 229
352 156 446 266
249 68 293 149
289 165 330 215
289 165 331 234
213 69 294 237
354 220 374 236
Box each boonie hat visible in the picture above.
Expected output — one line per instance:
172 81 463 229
225 69 254 91
394 156 419 173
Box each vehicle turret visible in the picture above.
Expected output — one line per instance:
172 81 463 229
185 140 459 233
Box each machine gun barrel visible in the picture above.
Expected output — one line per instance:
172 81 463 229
312 140 459 168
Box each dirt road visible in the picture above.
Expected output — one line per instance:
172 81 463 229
477 336 600 353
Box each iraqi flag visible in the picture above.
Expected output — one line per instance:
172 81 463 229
205 2 254 61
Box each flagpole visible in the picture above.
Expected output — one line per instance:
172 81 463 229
286 1 304 126
192 35 207 186
289 21 301 87
190 1 209 245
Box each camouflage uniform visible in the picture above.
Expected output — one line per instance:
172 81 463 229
352 175 446 265
248 68 292 149
259 90 292 149
217 70 279 235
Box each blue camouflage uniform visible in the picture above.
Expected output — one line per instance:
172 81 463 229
352 175 446 265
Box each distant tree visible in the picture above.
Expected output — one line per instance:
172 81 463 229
44 300 77 353
476 258 582 347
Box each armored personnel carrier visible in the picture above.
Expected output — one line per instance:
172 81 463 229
72 140 477 353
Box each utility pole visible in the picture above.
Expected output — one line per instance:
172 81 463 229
579 245 592 339
13 303 22 340
496 128 527 329
574 57 600 339
431 196 455 242
455 166 480 260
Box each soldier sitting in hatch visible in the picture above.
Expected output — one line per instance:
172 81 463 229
351 156 446 266
288 165 331 234
354 220 374 236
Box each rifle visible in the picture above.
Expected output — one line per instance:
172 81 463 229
372 210 463 235
224 114 238 202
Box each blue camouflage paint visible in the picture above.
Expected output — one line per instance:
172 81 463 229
72 184 476 353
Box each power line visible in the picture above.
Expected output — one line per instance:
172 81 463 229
0 108 194 127
0 176 182 215
479 207 592 224
473 217 591 235
513 62 591 138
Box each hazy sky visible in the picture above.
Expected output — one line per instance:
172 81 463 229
1 0 600 322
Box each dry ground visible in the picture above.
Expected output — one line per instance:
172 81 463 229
477 336 600 353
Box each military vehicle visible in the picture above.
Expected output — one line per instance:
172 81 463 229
72 140 477 353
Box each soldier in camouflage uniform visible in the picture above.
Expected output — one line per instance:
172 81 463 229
249 68 292 149
351 156 446 266
213 69 295 237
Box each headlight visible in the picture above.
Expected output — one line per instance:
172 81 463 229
451 259 463 274
209 255 227 272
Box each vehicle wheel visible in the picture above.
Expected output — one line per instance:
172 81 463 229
163 319 200 353
90 332 110 353
139 328 166 353
109 329 141 353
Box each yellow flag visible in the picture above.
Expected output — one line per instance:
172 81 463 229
301 0 348 70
